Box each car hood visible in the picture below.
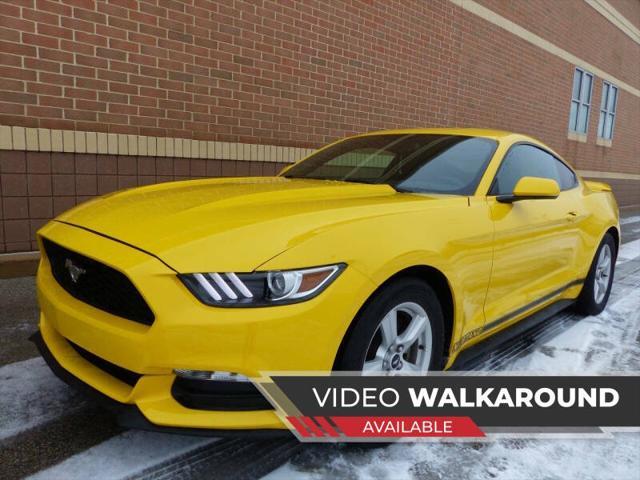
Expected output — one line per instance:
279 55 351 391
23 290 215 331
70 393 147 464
55 176 438 272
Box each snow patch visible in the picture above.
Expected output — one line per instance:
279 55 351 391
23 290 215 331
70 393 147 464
27 430 214 480
620 215 640 225
617 238 640 263
0 357 84 440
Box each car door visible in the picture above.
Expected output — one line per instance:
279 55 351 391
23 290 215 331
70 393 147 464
483 144 582 331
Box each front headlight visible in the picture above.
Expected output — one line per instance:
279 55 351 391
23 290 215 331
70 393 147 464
179 264 345 307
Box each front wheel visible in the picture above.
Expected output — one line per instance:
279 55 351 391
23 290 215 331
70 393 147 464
335 278 445 373
574 233 616 315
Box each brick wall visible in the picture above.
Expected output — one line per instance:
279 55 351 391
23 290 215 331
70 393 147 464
607 0 640 30
0 0 639 253
0 148 288 252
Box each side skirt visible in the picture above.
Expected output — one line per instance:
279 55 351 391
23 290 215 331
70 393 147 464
448 298 575 371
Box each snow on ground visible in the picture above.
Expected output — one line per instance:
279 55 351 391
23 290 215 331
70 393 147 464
27 430 214 480
620 215 640 225
267 434 640 480
617 238 640 263
0 357 83 441
265 260 640 480
510 289 640 373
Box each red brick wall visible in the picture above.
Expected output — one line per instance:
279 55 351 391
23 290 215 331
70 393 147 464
1 1 637 161
469 0 640 176
607 0 640 30
0 0 639 253
1 0 463 146
0 149 287 252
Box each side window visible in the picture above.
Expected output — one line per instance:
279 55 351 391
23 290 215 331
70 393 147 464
490 145 560 195
555 159 578 190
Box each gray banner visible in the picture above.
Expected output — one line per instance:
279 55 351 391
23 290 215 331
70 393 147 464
271 375 640 427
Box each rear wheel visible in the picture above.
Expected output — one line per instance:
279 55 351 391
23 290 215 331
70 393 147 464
336 278 445 372
574 233 616 315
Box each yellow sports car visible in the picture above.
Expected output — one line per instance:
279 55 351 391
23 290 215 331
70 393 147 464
33 128 619 434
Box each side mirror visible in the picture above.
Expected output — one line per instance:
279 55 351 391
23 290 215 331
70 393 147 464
497 176 560 203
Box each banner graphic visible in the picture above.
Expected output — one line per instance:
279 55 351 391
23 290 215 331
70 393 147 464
254 373 640 442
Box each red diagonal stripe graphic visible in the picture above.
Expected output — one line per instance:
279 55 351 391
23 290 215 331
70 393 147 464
286 416 311 437
301 416 324 436
314 416 340 437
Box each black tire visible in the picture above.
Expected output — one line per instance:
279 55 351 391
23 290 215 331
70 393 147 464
335 277 445 372
574 233 616 315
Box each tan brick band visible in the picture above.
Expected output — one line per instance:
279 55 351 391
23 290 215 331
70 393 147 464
0 125 313 164
449 0 640 98
577 170 640 181
2 125 637 183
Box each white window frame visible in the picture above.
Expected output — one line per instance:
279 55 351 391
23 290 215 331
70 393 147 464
597 81 618 140
568 67 594 135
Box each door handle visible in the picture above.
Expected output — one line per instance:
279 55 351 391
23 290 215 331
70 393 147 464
566 211 578 221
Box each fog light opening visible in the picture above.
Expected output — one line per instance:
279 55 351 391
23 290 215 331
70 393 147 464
173 369 250 382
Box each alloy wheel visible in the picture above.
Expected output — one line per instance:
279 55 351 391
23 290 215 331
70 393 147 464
363 302 432 373
593 244 612 304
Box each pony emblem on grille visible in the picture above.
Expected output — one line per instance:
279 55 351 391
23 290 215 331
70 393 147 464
64 258 86 284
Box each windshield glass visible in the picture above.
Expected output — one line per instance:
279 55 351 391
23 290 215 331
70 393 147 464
283 134 498 195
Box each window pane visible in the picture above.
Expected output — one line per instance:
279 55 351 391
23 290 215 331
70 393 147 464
572 69 582 99
491 145 560 195
597 111 605 138
581 73 593 103
577 104 589 133
569 101 579 131
600 83 609 110
608 86 617 112
555 159 577 190
604 114 614 139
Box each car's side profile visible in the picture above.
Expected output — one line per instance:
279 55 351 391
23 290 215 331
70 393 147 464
33 128 619 433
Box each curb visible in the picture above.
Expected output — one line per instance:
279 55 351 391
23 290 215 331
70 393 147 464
0 251 40 279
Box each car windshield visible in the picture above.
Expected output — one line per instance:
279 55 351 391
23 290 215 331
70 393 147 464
283 134 498 195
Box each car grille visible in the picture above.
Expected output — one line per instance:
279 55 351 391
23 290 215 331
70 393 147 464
42 238 155 326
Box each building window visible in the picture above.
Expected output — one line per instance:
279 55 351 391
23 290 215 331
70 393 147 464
597 81 618 140
568 68 593 134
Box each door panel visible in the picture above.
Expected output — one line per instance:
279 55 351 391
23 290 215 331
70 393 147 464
484 193 581 327
482 143 583 331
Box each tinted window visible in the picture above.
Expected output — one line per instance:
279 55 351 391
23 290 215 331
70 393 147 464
394 138 497 194
490 145 560 195
284 134 497 195
555 159 578 190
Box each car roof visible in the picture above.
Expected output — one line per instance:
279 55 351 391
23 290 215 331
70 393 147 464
354 127 531 141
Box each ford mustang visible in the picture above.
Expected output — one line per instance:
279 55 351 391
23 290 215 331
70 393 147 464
33 128 619 434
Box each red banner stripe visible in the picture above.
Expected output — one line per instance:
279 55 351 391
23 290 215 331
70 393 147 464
301 416 325 436
314 416 340 437
286 416 311 437
330 416 485 438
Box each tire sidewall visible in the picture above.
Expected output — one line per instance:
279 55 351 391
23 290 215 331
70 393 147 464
336 277 445 372
576 233 616 315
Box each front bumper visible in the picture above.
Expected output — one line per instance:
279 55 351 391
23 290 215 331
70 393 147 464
35 220 371 432
30 330 289 437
